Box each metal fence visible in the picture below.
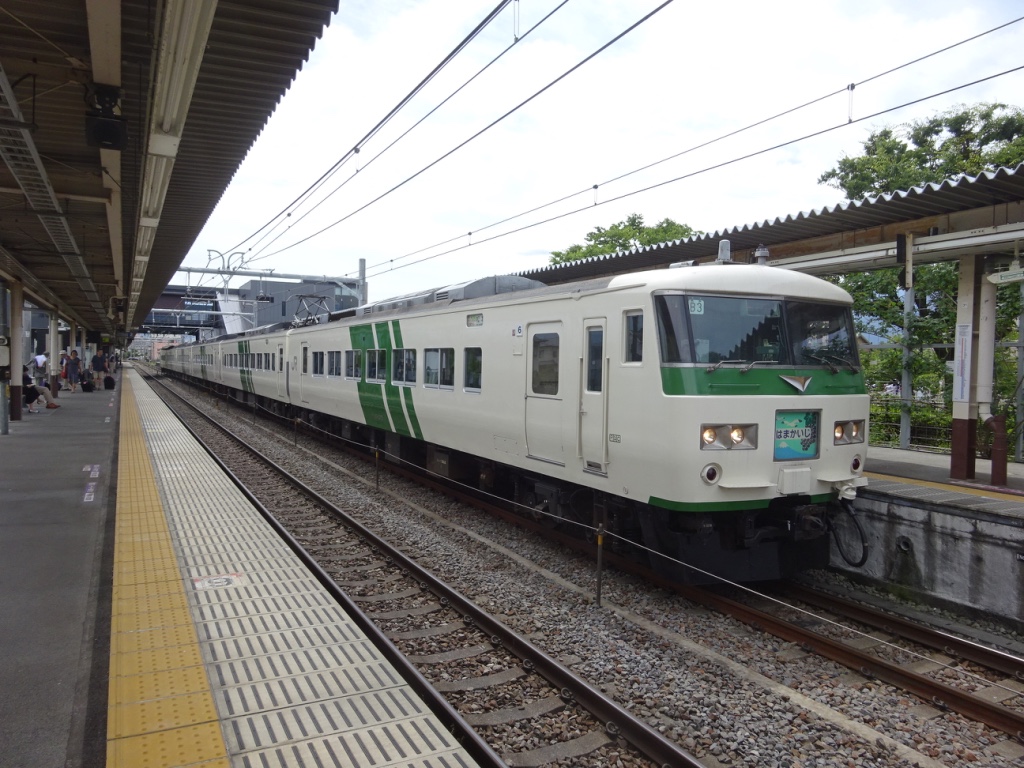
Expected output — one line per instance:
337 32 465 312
868 394 1020 459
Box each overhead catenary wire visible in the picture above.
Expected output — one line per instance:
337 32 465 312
200 9 1023 293
349 16 1024 279
256 0 678 262
360 63 1024 281
245 0 573 264
221 0 515 256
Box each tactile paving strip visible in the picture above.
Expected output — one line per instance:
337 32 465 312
112 371 479 767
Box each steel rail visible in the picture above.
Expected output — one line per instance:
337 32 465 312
681 586 1024 741
783 583 1024 680
144 369 705 768
141 371 507 768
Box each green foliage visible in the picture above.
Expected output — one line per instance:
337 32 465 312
550 213 699 264
819 103 1024 200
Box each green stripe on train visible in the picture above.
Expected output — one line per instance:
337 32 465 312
391 320 423 440
349 323 392 431
375 322 412 437
237 339 253 393
650 492 835 512
660 366 865 396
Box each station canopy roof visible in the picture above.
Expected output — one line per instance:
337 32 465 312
522 163 1024 284
0 0 338 336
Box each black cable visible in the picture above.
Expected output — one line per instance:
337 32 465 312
246 1 572 263
361 63 1024 280
352 15 1024 278
222 0 513 254
258 0 677 260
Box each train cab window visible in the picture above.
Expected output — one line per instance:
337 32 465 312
464 347 482 391
367 349 386 383
654 295 692 364
624 311 643 363
424 348 454 389
328 350 342 377
532 333 559 395
345 349 363 380
393 348 416 385
586 327 603 392
312 351 325 376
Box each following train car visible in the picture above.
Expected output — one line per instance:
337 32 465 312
161 247 868 583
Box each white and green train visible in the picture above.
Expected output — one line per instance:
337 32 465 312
161 257 868 583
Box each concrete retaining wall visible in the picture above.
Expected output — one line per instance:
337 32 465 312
829 491 1024 625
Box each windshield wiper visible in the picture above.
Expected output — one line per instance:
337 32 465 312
705 359 746 373
825 354 860 373
741 360 774 373
805 354 839 374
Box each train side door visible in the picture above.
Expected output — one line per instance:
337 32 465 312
299 342 309 403
579 318 608 474
525 322 565 465
277 343 286 399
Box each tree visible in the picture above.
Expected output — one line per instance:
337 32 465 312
550 214 699 264
819 103 1024 402
819 103 1024 200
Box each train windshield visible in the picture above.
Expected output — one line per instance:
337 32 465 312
655 294 858 368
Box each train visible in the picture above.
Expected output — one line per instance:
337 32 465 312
160 250 869 584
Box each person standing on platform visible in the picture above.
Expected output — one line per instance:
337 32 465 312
58 351 70 390
65 350 82 392
90 348 108 387
32 351 49 386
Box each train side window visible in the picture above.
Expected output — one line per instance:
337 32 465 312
368 350 385 382
424 348 439 387
312 351 325 376
327 351 341 377
345 349 363 380
586 327 603 392
393 348 416 385
302 346 309 374
425 348 455 389
464 347 482 391
532 333 559 395
439 348 454 388
624 311 643 363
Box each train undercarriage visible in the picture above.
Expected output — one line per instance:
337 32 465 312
176 376 832 585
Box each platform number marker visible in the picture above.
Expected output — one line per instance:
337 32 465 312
193 573 245 589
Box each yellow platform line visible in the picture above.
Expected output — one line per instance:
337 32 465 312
106 376 230 768
865 470 1024 503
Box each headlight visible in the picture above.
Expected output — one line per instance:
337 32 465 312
833 420 866 445
700 424 757 450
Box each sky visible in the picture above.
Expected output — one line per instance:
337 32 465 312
177 0 1024 303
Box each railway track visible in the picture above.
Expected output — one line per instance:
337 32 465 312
146 366 1024 763
140 368 702 768
688 583 1024 739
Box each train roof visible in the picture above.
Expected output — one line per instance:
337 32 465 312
610 263 853 304
162 263 850 350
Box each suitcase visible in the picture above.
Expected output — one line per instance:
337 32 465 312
104 375 116 390
81 380 95 392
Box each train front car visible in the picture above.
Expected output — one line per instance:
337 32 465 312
636 263 868 583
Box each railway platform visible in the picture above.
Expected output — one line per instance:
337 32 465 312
1 366 482 768
2 364 1024 767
